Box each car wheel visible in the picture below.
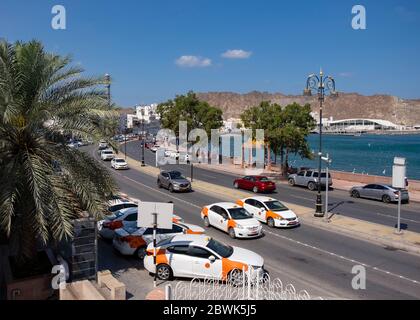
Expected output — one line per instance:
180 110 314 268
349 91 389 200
382 195 391 203
267 217 275 228
169 184 174 193
228 227 236 239
228 269 247 287
351 190 360 198
156 264 173 281
253 186 259 193
234 182 239 189
288 178 295 186
136 247 146 259
203 216 210 228
307 182 316 191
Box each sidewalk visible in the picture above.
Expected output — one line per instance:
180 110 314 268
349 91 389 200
193 162 420 203
123 154 420 255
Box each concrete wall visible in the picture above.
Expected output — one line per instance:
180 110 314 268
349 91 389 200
60 270 126 300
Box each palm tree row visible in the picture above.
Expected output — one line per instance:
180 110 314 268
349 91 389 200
0 40 119 259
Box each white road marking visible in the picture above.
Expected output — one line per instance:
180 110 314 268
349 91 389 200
262 228 420 286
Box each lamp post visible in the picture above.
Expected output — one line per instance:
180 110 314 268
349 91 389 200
141 109 146 166
304 69 337 217
104 74 111 108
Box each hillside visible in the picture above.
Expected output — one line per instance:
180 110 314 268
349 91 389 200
196 91 420 125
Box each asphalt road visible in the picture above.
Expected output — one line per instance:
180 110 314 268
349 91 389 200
89 144 420 300
122 140 420 234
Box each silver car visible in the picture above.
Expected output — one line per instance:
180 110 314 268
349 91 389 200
350 184 410 203
288 169 333 191
157 170 192 193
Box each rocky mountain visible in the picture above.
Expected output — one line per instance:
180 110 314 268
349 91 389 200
196 91 420 126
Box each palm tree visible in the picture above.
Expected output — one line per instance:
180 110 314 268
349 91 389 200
0 40 119 259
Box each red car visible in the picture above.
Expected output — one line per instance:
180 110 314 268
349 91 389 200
233 176 276 193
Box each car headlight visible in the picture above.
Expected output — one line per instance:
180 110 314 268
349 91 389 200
274 216 284 220
236 224 244 229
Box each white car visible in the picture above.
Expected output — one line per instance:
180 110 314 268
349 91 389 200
98 140 108 149
100 149 115 161
112 222 205 258
236 196 299 228
150 145 158 152
144 234 266 282
201 202 262 239
111 158 129 170
99 206 185 239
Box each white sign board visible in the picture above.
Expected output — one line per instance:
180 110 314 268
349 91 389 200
137 202 174 230
392 157 406 189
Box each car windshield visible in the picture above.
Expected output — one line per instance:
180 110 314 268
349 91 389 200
264 200 288 212
228 207 253 220
115 159 125 163
169 171 184 179
207 238 233 258
103 151 113 154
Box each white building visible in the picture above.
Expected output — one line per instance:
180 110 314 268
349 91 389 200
325 118 404 132
135 104 160 124
223 118 243 132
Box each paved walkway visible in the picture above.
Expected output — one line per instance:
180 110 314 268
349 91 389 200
123 154 420 255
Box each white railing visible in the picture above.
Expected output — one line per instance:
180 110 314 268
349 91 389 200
165 266 315 300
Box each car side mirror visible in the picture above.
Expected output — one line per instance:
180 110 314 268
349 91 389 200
209 255 216 263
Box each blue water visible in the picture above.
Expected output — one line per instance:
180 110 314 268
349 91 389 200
284 134 420 180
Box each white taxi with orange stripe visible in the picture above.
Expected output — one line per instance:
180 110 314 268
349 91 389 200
112 222 205 258
236 197 300 228
144 235 266 282
201 202 262 239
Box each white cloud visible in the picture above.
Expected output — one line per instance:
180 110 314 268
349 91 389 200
175 55 212 68
221 49 252 59
338 72 354 78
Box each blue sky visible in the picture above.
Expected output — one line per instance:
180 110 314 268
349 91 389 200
1 0 420 107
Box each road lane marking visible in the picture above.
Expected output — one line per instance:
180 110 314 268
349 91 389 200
262 228 420 286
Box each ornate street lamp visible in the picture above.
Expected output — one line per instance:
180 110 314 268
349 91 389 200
140 108 146 167
104 73 111 108
304 69 337 217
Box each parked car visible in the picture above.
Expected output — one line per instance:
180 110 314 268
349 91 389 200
150 145 159 152
233 176 276 193
113 222 205 258
201 202 262 239
236 196 299 228
107 202 138 215
288 169 332 191
144 234 266 282
350 184 410 204
99 206 185 239
100 149 115 161
107 194 132 207
111 158 129 170
157 170 192 193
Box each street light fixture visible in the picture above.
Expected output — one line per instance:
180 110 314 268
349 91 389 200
104 73 111 108
140 109 146 167
304 69 337 217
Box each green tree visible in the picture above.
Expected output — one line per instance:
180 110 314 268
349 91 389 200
157 91 224 141
0 40 118 259
240 101 315 173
